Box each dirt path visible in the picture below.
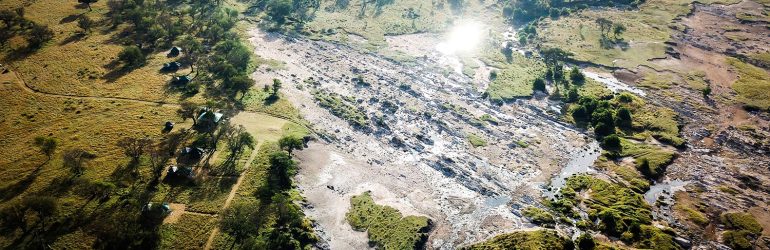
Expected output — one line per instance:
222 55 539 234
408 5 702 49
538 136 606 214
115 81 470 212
7 66 316 136
202 143 261 250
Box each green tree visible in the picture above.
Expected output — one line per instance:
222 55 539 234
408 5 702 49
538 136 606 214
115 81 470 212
79 0 98 11
177 101 199 125
77 15 94 33
268 151 296 191
569 67 585 84
602 134 621 151
23 196 57 229
117 136 152 164
571 105 589 123
271 78 282 96
702 86 712 98
33 136 57 161
615 107 633 129
533 78 546 93
268 0 293 24
220 201 260 247
566 87 579 103
118 46 145 69
62 148 96 177
594 122 615 138
75 179 115 203
596 18 612 35
26 24 53 49
576 233 596 250
224 75 255 98
612 23 626 39
223 127 255 168
540 48 573 67
278 135 304 153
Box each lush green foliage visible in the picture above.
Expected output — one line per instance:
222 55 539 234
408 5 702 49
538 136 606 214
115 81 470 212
523 207 556 227
619 139 675 179
467 133 488 147
727 57 770 111
721 212 763 235
118 46 146 69
346 192 431 250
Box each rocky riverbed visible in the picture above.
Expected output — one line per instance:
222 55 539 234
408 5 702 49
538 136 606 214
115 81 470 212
247 28 600 249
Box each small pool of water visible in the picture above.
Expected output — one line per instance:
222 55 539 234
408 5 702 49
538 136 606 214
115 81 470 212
644 179 689 204
544 141 602 199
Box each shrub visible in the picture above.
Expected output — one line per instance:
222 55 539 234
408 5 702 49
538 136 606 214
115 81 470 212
615 107 632 129
602 134 621 151
721 212 763 234
118 46 145 69
523 207 556 227
722 230 754 250
533 78 547 92
594 122 615 138
569 67 585 84
576 233 595 250
566 87 579 102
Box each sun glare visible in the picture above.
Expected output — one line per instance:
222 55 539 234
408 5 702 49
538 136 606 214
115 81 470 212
436 21 485 55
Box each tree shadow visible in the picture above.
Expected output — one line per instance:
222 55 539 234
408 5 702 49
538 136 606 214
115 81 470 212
59 33 87 46
0 168 41 201
59 14 82 24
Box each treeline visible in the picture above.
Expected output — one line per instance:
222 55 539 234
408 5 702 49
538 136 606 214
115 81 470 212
219 140 317 249
502 0 644 24
249 0 319 25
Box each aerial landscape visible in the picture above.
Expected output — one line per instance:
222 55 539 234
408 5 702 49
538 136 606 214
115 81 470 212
0 0 769 249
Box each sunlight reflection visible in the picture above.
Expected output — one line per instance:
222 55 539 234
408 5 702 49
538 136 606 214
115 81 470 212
436 20 484 55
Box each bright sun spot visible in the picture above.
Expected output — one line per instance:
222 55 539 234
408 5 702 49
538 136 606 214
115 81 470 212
436 21 485 55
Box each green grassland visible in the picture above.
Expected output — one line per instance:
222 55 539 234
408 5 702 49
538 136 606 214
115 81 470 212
726 57 770 110
2 0 203 103
522 207 556 227
480 32 547 101
537 0 720 69
465 230 573 250
346 191 432 250
595 156 650 192
619 138 676 179
483 52 546 101
159 213 217 249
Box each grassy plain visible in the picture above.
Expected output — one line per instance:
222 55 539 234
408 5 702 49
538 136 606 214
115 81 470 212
726 57 770 110
0 0 307 247
537 0 726 69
